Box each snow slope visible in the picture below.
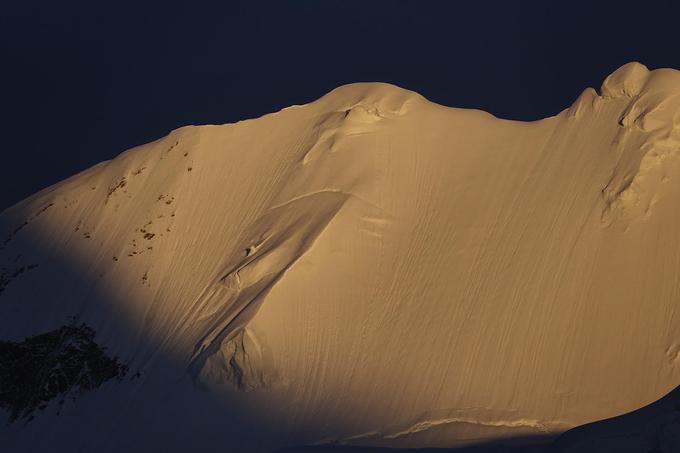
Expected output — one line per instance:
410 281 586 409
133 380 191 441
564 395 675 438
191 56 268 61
1 62 680 452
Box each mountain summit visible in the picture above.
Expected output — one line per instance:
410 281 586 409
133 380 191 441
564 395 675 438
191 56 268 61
2 62 680 452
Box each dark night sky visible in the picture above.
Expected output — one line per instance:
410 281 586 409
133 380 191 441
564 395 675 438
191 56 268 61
2 0 680 212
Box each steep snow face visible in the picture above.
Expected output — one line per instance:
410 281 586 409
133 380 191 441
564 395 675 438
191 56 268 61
1 63 680 452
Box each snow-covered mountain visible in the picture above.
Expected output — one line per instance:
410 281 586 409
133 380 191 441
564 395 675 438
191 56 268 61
2 62 680 452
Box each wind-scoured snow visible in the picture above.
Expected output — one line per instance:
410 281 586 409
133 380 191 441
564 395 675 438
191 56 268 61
1 63 680 452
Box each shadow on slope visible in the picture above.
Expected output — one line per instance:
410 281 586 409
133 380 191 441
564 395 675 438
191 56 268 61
0 212 291 451
280 384 680 453
278 434 554 452
549 381 680 452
